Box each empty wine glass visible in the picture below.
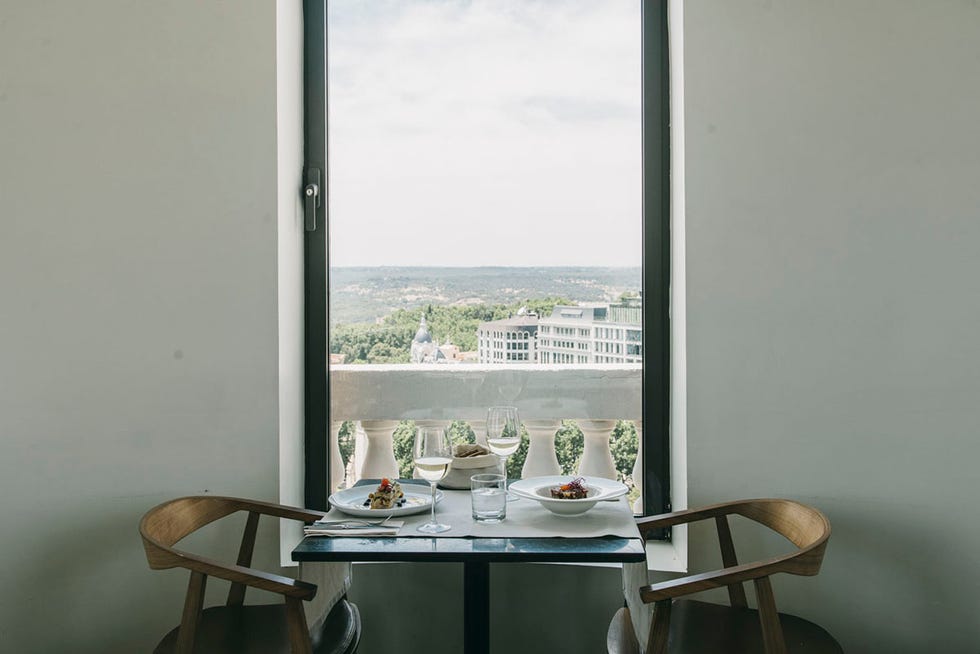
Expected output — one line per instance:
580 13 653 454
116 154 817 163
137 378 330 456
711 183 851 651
413 425 453 534
486 406 521 501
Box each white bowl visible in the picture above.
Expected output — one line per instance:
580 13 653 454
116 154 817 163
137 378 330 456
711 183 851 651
509 476 628 516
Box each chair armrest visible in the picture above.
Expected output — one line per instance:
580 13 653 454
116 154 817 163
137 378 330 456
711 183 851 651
176 550 318 600
638 558 787 603
228 497 327 524
634 501 744 538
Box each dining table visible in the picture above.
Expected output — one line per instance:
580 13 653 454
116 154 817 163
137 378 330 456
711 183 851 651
291 479 647 654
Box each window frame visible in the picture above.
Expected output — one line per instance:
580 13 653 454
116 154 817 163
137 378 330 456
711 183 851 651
302 0 671 522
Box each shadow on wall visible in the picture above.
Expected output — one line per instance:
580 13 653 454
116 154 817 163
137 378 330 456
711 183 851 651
686 500 966 654
8 499 280 653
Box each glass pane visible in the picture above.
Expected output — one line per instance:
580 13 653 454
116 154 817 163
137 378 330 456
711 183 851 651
327 1 641 505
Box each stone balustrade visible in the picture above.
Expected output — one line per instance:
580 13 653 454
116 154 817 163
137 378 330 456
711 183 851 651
328 364 644 510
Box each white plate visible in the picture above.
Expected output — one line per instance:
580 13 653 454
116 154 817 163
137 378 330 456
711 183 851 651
509 476 628 516
328 484 443 517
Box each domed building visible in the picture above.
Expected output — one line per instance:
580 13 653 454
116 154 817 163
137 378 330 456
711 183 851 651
410 316 447 364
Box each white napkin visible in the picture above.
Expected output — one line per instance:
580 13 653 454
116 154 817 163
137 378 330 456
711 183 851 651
303 520 404 537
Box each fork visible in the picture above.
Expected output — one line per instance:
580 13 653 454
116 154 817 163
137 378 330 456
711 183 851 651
309 515 394 528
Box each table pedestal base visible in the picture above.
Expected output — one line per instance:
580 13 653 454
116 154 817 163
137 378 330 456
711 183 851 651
463 561 490 654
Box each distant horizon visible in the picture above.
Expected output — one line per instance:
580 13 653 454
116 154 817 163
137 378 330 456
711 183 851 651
328 264 640 325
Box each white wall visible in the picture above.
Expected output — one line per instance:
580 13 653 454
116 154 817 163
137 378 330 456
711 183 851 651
6 2 978 652
0 2 298 651
684 1 980 652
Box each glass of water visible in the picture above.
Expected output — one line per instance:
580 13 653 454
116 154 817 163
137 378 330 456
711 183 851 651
471 474 507 523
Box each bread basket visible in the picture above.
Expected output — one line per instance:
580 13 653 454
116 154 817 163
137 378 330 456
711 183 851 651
439 453 502 489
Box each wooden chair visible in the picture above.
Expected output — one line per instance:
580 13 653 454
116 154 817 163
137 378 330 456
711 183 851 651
608 499 842 654
140 496 360 654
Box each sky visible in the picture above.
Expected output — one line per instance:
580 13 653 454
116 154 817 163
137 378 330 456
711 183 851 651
327 0 641 267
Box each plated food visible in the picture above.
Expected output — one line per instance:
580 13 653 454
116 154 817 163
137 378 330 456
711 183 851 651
550 477 589 500
365 478 404 509
509 476 628 516
328 481 444 518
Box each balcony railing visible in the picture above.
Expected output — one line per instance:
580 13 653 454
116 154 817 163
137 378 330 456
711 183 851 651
328 363 645 511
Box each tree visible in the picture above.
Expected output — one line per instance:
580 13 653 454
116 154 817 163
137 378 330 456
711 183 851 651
505 430 530 479
338 421 355 468
392 421 417 479
554 421 584 474
618 290 639 302
609 420 638 481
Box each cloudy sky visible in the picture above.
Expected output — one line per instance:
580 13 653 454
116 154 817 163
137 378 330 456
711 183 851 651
327 0 641 267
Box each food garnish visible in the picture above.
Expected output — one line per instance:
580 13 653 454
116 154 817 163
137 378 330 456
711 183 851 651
550 477 588 500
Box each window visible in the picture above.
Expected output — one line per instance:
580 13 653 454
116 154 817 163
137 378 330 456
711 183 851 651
304 0 669 519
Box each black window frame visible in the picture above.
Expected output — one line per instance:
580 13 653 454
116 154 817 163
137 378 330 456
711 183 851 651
302 0 671 525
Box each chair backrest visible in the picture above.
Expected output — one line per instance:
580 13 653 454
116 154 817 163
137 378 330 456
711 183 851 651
139 495 322 601
140 496 245 568
728 498 831 577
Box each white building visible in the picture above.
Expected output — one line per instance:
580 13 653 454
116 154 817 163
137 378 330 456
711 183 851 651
410 316 460 364
537 299 642 364
476 309 538 363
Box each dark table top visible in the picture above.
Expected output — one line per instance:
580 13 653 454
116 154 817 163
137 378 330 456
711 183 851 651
292 534 646 563
292 479 646 564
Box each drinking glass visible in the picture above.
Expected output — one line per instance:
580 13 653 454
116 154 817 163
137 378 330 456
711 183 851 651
413 425 453 534
471 473 507 523
486 406 521 501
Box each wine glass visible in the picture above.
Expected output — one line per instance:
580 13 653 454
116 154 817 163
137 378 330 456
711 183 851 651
413 425 453 534
486 406 521 501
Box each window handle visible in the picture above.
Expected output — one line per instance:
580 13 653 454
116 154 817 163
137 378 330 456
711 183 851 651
304 167 322 232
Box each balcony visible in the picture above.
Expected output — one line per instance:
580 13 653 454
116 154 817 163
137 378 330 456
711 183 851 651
328 363 645 511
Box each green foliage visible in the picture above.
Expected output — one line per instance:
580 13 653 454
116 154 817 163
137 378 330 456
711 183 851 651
329 298 572 364
447 420 476 446
610 420 639 481
392 422 417 478
555 421 584 474
330 322 415 364
505 429 530 479
338 421 355 468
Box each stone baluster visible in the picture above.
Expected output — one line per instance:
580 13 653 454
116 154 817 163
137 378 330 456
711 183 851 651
329 421 346 492
631 420 643 513
577 419 618 480
522 420 562 478
351 422 365 484
357 420 401 480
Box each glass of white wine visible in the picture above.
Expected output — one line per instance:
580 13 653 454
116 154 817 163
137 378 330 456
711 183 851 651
414 425 453 534
486 406 521 501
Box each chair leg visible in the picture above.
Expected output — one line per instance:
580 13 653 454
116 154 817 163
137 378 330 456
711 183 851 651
285 596 314 654
753 576 787 654
646 599 671 654
175 571 207 654
227 510 260 607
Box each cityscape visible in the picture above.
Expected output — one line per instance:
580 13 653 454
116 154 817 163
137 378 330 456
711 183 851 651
328 266 642 367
